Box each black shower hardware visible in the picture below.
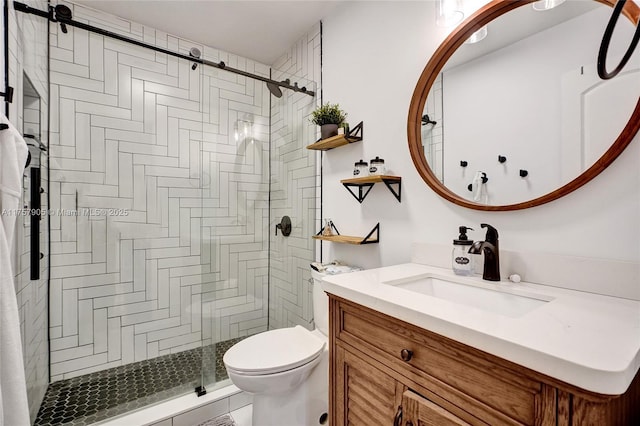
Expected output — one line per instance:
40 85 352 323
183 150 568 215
0 87 13 103
30 167 41 280
189 47 201 70
12 1 315 97
54 4 72 33
266 81 283 98
598 0 640 80
421 114 437 128
519 169 529 177
460 161 468 167
498 155 507 163
467 172 488 191
23 134 45 281
275 216 292 236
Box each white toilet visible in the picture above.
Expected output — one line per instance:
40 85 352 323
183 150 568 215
223 269 330 426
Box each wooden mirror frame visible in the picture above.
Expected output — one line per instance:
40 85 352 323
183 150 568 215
408 0 640 211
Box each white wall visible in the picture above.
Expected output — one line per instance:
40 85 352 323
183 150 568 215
320 2 639 277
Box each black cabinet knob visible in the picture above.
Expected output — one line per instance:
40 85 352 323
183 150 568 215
400 349 413 362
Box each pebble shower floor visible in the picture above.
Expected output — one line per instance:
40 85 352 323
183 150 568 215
34 337 244 426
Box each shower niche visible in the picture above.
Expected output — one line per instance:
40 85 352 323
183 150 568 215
22 73 46 280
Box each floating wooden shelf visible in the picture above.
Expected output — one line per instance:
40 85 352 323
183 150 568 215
313 222 379 245
341 175 402 203
306 121 363 151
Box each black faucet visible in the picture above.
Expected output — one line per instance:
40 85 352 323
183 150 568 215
468 223 500 281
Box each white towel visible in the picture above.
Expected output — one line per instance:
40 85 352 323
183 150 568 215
0 115 31 426
471 171 488 204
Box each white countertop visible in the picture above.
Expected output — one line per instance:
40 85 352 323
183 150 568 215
321 263 640 395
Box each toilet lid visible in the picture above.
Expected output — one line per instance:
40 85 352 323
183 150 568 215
223 325 325 375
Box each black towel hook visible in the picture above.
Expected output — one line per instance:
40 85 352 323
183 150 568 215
597 0 640 80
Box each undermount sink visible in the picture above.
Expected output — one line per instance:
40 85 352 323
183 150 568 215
384 275 551 318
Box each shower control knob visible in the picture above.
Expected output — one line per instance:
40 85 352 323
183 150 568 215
400 349 413 362
275 215 292 237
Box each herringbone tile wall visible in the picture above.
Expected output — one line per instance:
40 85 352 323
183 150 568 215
48 1 319 382
268 24 321 331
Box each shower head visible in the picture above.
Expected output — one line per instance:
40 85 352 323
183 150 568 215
189 47 201 70
54 4 72 34
266 81 283 98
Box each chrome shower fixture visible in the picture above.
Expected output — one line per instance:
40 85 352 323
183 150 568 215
189 47 201 70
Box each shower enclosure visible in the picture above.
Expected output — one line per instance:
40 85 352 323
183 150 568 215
8 1 319 424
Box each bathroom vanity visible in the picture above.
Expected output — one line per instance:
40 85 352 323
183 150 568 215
323 264 640 425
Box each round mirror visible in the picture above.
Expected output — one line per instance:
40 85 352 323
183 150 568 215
408 0 640 211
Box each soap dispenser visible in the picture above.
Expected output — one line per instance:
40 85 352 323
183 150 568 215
452 226 474 276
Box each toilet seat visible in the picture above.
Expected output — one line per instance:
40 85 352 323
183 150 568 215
223 325 325 376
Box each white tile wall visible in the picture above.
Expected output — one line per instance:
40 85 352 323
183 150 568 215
8 0 51 421
268 24 321 330
48 0 313 381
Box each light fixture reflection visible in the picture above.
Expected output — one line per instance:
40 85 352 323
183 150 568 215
532 0 566 11
436 0 464 27
234 119 254 144
465 25 488 44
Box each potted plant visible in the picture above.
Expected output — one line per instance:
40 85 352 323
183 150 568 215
310 103 347 139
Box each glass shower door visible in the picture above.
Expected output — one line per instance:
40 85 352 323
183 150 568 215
199 62 272 389
43 7 208 419
199 67 317 391
267 75 317 331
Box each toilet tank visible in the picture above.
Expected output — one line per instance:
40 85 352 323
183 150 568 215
311 270 329 336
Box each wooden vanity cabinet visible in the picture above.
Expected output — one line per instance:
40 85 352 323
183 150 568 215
329 295 640 426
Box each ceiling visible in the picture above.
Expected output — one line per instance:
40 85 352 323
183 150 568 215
73 1 342 65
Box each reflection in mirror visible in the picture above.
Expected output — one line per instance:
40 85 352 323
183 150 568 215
420 1 640 207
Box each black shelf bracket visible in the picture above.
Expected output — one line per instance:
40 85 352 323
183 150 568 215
345 121 363 143
342 182 375 203
342 177 401 203
381 178 401 202
361 223 380 244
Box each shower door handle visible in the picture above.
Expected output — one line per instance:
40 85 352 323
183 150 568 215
275 216 291 237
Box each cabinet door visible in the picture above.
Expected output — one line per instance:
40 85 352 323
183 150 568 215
403 390 472 426
334 345 404 426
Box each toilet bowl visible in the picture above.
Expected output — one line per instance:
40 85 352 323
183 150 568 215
223 269 333 426
224 325 325 395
